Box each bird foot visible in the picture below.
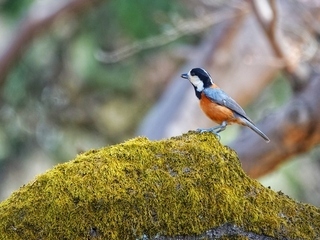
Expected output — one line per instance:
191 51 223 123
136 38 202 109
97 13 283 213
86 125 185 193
196 127 221 140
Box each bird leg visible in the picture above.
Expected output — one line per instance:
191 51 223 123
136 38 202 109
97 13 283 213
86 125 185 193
197 121 228 139
215 121 227 133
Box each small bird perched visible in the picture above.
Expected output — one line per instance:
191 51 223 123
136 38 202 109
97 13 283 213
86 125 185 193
181 67 270 142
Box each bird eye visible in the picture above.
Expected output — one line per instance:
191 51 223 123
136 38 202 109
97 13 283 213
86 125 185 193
190 71 195 76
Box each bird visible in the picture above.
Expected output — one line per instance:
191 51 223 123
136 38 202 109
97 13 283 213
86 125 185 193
181 67 270 142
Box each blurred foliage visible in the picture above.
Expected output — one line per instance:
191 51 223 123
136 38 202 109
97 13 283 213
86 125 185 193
0 0 32 18
110 0 183 39
0 1 194 201
0 0 188 165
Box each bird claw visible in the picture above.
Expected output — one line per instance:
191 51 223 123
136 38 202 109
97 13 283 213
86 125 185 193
196 128 221 140
196 128 207 133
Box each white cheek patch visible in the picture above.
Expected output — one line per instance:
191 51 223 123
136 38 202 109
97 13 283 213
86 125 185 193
189 75 204 92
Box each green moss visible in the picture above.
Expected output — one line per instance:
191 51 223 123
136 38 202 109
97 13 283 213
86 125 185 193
0 132 319 239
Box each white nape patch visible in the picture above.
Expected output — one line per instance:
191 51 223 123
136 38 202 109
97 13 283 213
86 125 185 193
188 71 204 92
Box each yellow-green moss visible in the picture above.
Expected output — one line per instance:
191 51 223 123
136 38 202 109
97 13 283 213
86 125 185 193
0 132 319 239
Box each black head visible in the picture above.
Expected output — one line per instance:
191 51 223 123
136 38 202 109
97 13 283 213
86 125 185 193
181 67 213 99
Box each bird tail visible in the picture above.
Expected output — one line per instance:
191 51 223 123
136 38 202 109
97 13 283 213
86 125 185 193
241 118 270 142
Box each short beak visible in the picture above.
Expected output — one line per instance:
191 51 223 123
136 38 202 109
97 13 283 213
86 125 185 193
181 73 188 79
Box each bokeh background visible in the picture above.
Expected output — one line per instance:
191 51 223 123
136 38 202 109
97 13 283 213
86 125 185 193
0 0 320 206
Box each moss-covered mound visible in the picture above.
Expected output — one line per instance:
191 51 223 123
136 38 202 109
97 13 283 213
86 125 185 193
0 132 319 239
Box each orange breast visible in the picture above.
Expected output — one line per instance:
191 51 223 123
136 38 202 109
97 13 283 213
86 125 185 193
200 93 238 124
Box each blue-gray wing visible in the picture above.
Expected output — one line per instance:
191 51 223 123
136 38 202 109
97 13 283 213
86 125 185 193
203 87 254 124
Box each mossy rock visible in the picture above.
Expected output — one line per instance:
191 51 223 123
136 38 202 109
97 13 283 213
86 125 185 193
0 132 319 239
